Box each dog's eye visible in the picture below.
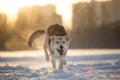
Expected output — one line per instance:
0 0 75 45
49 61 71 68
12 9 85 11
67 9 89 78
56 41 59 44
62 41 65 43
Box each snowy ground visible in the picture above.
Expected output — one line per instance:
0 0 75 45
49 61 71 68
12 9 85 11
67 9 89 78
0 49 120 80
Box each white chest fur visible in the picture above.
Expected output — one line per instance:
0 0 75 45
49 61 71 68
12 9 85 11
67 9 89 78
51 51 63 59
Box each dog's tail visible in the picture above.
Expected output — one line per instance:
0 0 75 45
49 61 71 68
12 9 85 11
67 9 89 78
28 30 45 47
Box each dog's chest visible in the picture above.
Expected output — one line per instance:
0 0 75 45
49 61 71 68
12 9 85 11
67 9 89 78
52 51 63 59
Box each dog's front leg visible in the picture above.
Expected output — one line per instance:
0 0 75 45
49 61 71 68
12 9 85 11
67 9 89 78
51 58 56 69
63 59 67 65
59 58 64 70
44 39 49 62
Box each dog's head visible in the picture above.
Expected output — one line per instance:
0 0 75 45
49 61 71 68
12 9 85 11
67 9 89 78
50 35 71 56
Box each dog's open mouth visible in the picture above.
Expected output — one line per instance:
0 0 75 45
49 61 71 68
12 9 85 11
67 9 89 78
57 49 64 55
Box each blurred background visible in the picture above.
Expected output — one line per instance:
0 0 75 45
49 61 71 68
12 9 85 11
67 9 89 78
0 0 120 51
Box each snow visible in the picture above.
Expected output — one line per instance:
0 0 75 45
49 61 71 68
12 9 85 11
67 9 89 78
0 49 120 80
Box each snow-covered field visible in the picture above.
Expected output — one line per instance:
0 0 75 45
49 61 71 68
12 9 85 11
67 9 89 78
0 49 120 80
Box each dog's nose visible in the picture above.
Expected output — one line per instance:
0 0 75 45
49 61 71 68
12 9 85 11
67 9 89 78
60 46 63 49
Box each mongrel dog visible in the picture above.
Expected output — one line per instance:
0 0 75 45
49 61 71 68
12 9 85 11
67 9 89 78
28 24 71 70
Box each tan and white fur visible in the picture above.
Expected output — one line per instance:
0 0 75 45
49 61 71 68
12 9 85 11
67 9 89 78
28 24 71 70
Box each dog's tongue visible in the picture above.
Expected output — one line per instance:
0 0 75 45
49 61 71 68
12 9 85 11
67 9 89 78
57 49 64 55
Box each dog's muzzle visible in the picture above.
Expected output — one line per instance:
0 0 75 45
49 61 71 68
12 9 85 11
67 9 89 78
57 49 64 55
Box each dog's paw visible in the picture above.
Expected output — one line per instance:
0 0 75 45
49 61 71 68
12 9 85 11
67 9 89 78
46 56 50 62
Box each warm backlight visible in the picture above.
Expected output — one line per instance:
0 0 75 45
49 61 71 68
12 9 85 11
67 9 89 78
0 0 110 28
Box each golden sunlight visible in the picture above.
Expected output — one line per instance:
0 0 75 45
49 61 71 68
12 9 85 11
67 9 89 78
0 0 109 28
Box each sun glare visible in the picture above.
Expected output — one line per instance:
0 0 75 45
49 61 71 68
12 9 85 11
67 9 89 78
0 0 108 28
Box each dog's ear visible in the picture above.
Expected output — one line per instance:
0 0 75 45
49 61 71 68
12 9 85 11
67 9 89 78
49 35 56 41
65 35 72 42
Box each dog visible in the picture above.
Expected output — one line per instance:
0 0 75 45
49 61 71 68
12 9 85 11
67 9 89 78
28 24 71 70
